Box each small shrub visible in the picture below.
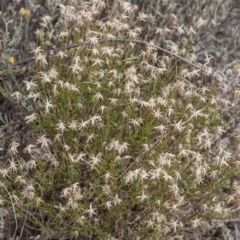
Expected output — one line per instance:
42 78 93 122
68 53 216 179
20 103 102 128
1 1 240 239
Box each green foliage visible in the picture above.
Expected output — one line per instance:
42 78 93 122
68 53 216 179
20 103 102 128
0 1 239 239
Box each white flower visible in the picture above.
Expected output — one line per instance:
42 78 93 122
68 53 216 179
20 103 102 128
39 72 51 83
68 120 78 130
11 91 22 102
26 160 37 170
137 191 150 203
23 144 36 154
195 17 207 28
104 172 113 182
145 219 155 228
25 183 35 192
35 53 48 65
50 158 59 167
66 197 78 209
137 12 148 22
31 46 43 55
127 29 139 39
89 115 101 126
86 134 95 143
41 15 52 25
54 203 66 213
79 119 89 129
152 109 162 119
169 219 182 233
167 107 174 117
214 203 224 214
8 159 18 172
105 201 113 210
48 67 58 79
70 63 83 73
190 109 208 120
24 113 37 123
174 24 185 35
203 138 212 149
44 98 54 114
63 144 70 151
150 168 162 180
23 80 38 91
85 203 97 218
77 152 87 162
68 153 77 163
162 171 172 181
186 69 201 78
117 142 129 155
90 153 102 166
0 169 9 178
124 171 136 183
113 194 122 206
155 27 164 35
191 218 202 228
98 106 107 114
55 50 67 59
121 1 134 14
56 120 66 133
92 58 104 67
91 47 99 56
88 37 99 45
154 125 166 134
27 92 40 101
187 26 196 35
139 169 149 181
36 135 50 149
172 120 185 132
92 92 104 101
129 118 143 127
15 175 26 184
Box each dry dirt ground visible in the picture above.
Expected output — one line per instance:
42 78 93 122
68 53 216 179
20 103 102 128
0 0 240 239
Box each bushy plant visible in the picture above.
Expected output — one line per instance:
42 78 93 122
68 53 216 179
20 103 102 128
1 1 240 239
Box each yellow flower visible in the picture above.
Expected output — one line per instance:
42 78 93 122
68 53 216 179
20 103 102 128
8 56 15 64
233 64 240 71
235 89 240 99
20 8 31 17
